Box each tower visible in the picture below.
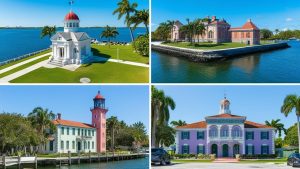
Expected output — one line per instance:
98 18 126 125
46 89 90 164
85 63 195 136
64 11 80 32
91 91 108 152
219 97 231 114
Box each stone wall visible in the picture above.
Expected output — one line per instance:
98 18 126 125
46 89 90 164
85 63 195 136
152 43 290 62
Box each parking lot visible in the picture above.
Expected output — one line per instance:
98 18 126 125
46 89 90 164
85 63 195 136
152 162 292 169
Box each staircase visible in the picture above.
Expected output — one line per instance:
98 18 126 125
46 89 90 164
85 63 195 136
213 158 239 163
49 59 63 67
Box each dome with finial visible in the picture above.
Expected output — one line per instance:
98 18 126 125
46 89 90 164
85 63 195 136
94 91 105 99
64 11 79 20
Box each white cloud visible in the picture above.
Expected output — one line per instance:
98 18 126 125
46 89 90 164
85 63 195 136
286 18 293 22
282 28 289 31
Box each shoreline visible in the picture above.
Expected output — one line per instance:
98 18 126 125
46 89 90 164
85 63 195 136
151 42 290 62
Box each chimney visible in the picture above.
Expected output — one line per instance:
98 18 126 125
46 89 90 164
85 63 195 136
212 16 216 21
247 19 252 22
57 113 61 120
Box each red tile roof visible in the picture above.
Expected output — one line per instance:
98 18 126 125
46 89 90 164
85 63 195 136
65 11 79 20
176 121 207 129
206 113 245 118
52 119 94 128
242 21 259 30
244 120 273 128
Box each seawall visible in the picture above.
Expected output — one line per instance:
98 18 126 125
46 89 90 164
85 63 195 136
151 42 290 62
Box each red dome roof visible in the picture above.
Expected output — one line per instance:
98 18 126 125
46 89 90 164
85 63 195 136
94 91 104 99
65 11 79 20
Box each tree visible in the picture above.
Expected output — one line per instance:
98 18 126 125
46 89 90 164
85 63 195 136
260 29 273 39
265 119 286 138
100 25 119 48
170 120 187 127
151 86 176 148
281 94 300 152
41 26 56 39
113 0 137 42
156 125 175 147
284 123 298 147
275 137 284 148
275 29 280 35
166 20 175 41
193 19 206 43
106 116 120 152
129 9 149 33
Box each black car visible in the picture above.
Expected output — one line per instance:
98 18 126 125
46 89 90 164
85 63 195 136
288 153 300 167
151 148 171 165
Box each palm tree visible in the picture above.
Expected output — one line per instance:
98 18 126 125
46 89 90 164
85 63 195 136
113 0 137 42
41 26 56 39
194 19 206 43
281 94 300 152
129 9 149 33
151 86 176 148
100 25 119 48
170 120 187 127
107 116 120 152
167 20 175 41
265 119 286 138
28 107 56 152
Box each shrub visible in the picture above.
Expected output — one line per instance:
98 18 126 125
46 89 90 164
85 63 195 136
240 154 277 159
196 153 211 159
132 35 149 56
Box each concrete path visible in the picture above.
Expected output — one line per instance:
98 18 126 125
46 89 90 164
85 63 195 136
0 52 51 74
152 162 288 169
107 58 149 67
0 60 48 83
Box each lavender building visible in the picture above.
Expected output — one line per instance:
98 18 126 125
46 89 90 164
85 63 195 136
175 97 275 157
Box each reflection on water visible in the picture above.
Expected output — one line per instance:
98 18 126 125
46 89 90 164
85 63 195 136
152 41 300 83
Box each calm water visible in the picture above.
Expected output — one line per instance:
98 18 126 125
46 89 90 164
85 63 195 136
39 156 148 169
152 41 300 83
0 27 146 62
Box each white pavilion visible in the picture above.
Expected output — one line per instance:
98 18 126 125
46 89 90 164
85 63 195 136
50 11 92 66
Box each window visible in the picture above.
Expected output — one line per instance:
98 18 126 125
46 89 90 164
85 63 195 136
67 128 69 135
72 141 75 149
50 141 54 151
261 132 269 140
84 141 87 149
246 145 254 155
241 32 244 38
66 141 69 149
85 130 87 136
220 125 229 137
246 32 250 38
72 128 75 135
82 129 84 136
232 126 242 138
209 126 218 138
182 145 189 154
92 141 94 149
61 127 64 135
261 145 269 155
88 130 91 136
61 141 64 150
181 131 190 140
78 128 80 135
92 130 94 136
197 131 204 140
246 131 254 140
88 141 90 149
197 145 205 154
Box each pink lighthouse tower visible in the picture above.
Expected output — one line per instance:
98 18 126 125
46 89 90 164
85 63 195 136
91 91 108 152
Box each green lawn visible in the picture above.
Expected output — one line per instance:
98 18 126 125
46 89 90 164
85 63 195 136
11 61 149 83
0 49 51 70
91 44 149 64
172 159 213 163
163 42 248 50
0 55 49 78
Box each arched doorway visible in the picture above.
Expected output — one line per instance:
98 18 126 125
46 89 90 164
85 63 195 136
211 144 218 157
222 144 229 157
77 142 81 151
233 144 240 157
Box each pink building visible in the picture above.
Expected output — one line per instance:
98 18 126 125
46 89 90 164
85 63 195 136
171 16 260 45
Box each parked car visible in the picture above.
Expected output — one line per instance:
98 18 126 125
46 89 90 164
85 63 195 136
287 153 300 167
151 148 171 165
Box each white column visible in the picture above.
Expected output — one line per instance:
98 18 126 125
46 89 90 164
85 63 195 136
175 131 179 154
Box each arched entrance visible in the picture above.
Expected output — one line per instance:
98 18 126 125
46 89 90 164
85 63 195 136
77 142 81 151
211 144 218 157
233 144 240 157
222 144 229 157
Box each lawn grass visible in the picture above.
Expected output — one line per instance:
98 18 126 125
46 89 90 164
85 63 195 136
11 61 149 83
91 44 149 64
0 49 51 70
172 159 213 163
0 55 50 78
163 42 248 50
239 158 287 163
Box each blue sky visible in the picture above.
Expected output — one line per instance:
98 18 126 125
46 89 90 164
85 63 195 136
155 85 298 136
152 0 300 31
0 85 149 133
0 0 148 27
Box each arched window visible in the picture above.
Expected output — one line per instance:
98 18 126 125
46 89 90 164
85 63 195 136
246 32 250 38
73 23 76 27
232 125 242 138
220 125 229 137
209 125 218 138
208 31 214 39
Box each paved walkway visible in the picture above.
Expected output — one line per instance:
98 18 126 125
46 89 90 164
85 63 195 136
152 162 288 169
0 52 51 74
